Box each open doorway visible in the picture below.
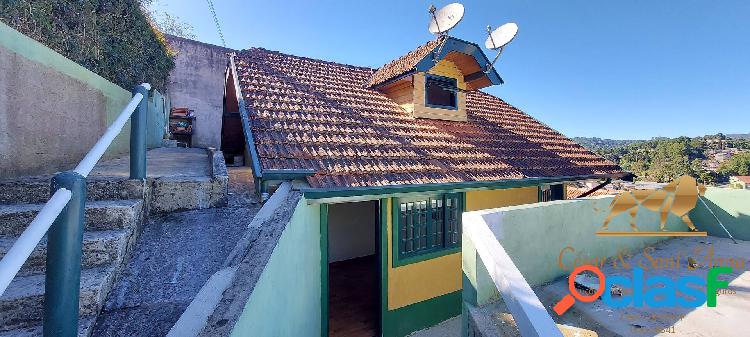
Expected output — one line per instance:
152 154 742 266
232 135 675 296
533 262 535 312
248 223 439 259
221 66 245 166
327 200 380 337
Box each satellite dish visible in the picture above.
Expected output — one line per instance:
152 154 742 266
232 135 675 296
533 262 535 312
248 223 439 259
483 22 519 74
485 22 518 50
428 3 465 35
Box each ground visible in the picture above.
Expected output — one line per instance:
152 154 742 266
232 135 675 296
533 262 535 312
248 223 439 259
91 167 260 336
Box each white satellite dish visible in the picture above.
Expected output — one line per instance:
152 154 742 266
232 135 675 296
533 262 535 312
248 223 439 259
483 22 519 73
428 3 465 35
485 22 518 50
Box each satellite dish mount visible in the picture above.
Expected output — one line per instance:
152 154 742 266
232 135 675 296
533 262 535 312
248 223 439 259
483 22 518 73
428 3 465 63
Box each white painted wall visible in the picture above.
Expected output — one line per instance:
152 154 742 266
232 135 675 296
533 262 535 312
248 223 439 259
328 201 377 262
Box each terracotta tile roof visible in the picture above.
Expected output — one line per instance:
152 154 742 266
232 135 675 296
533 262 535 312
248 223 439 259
234 47 623 189
733 176 750 184
366 37 446 88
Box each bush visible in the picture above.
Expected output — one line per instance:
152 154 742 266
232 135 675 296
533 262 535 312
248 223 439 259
0 0 174 91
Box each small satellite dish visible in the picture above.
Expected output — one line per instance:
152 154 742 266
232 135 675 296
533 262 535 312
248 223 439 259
428 3 465 35
483 22 519 74
485 22 518 50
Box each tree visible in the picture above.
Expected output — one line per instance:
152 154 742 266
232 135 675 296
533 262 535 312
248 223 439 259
718 152 750 177
139 0 196 39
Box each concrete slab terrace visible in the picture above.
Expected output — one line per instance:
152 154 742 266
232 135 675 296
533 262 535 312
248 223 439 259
535 236 750 337
91 167 261 336
88 148 211 178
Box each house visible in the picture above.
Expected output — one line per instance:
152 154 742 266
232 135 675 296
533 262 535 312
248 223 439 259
729 176 750 189
221 36 626 336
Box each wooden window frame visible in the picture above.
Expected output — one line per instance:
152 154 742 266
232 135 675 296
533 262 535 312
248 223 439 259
392 193 463 267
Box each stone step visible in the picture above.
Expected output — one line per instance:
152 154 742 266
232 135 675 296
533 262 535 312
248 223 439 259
0 267 116 332
0 229 130 276
0 199 143 237
0 316 95 337
0 177 146 205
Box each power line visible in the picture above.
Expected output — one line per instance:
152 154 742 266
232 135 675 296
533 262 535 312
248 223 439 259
206 0 226 47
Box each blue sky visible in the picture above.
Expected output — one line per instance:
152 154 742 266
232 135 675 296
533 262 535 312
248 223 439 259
151 1 749 139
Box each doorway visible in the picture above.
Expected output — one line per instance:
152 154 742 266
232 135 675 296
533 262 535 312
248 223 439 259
327 200 380 337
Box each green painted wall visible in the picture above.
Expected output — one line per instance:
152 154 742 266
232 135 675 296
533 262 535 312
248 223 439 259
230 198 321 337
691 187 750 240
463 196 688 306
0 21 166 178
147 90 169 148
382 290 462 337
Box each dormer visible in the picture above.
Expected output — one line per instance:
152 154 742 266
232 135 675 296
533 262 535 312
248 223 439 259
368 37 503 122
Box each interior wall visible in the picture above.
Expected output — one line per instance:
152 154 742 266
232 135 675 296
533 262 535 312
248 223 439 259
328 201 377 262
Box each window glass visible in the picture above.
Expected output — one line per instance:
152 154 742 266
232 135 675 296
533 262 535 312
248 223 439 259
396 193 462 260
425 75 457 109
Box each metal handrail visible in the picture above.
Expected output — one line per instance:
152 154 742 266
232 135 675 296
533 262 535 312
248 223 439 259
74 84 150 177
464 212 563 337
0 83 151 336
0 189 72 293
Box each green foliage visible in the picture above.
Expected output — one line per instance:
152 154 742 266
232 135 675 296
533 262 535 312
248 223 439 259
0 0 174 91
718 152 750 176
581 134 750 184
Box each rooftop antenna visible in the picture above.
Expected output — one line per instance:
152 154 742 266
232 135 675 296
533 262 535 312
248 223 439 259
428 3 465 62
483 22 518 73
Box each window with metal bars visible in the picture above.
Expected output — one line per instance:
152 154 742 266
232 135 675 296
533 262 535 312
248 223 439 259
395 193 462 263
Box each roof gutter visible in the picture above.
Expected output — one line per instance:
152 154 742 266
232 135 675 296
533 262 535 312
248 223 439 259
229 54 263 180
302 173 628 203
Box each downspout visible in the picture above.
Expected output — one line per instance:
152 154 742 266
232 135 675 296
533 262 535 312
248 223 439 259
228 54 265 198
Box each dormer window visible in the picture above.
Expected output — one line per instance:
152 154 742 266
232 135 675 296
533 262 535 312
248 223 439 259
425 74 457 110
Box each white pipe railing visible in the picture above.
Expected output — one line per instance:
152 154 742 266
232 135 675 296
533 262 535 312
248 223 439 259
0 189 72 295
464 213 563 337
0 83 150 297
74 83 151 177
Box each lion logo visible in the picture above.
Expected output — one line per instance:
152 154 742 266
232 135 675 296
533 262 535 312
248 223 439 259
598 175 707 235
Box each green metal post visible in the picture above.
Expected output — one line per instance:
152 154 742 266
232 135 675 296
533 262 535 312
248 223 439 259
44 171 86 337
130 84 149 179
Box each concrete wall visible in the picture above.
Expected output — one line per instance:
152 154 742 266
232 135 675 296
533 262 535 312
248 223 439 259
165 35 233 149
462 196 688 306
229 197 321 337
0 21 133 179
328 201 377 262
691 187 750 240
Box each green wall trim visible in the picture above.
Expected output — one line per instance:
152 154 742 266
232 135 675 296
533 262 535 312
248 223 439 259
302 174 623 202
228 55 263 179
319 203 329 337
382 290 462 337
380 198 390 337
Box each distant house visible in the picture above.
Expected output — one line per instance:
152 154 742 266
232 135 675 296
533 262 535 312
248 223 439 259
221 36 625 336
729 176 750 189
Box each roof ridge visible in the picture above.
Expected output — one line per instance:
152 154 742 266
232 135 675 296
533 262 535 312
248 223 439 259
238 47 375 72
366 36 446 88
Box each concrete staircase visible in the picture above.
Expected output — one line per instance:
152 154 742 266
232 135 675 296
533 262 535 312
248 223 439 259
0 176 146 336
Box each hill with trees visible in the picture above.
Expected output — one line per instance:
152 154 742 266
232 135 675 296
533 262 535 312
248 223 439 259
574 134 750 184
